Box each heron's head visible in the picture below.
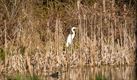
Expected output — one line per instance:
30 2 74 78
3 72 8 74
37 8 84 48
71 27 77 31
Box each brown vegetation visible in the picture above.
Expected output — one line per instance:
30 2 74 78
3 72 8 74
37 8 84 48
0 0 136 78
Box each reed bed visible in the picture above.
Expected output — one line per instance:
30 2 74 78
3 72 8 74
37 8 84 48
0 0 136 78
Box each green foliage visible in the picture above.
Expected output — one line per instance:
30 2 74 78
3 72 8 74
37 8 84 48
7 74 40 80
19 46 25 55
95 74 107 80
88 73 107 80
30 74 40 80
0 48 5 61
81 0 96 5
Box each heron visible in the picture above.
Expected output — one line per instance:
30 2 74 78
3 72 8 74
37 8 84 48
66 27 77 47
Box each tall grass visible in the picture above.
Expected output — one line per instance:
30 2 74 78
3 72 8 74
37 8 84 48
0 0 136 77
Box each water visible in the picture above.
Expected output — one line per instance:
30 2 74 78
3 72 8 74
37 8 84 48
4 66 136 80
45 66 136 80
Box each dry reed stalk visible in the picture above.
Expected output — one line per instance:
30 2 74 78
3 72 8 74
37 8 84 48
77 0 82 66
3 20 7 80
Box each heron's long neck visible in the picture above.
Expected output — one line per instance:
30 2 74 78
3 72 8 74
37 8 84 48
72 30 75 35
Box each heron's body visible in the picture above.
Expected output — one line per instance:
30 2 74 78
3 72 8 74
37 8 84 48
66 27 76 47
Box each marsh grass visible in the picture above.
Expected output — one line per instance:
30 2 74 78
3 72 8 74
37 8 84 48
95 74 107 80
6 74 40 80
0 0 136 77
